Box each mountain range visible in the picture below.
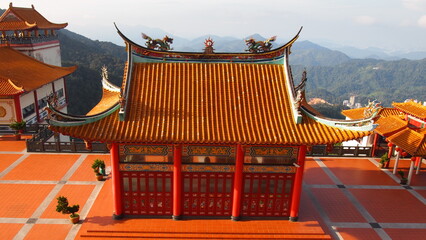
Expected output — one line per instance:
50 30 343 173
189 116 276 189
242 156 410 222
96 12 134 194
56 29 426 115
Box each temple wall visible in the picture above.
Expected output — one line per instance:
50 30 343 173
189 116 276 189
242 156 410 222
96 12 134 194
53 78 67 108
0 99 16 124
36 83 54 122
32 43 62 66
20 92 36 124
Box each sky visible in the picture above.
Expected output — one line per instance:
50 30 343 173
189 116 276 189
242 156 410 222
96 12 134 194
4 0 426 52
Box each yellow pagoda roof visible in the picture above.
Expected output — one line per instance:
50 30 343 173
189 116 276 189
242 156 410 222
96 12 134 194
374 115 408 137
393 101 426 120
0 46 76 94
387 128 426 156
342 107 400 120
0 3 67 31
50 62 371 144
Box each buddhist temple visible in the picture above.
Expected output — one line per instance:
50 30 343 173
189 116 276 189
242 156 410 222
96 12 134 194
47 25 377 221
0 3 74 128
342 100 426 185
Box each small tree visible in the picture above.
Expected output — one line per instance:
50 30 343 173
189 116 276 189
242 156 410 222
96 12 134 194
379 153 390 168
56 196 80 218
9 120 26 132
91 159 105 176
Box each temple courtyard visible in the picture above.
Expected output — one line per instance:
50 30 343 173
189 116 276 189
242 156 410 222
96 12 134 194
0 140 425 240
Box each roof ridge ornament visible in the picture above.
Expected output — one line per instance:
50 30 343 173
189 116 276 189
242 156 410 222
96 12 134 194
245 36 277 53
364 99 382 118
141 33 173 51
203 37 215 54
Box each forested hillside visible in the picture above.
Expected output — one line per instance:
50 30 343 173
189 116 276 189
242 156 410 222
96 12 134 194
58 29 126 115
291 58 426 107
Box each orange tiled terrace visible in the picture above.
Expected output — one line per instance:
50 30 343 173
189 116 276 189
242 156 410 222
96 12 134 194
0 140 425 239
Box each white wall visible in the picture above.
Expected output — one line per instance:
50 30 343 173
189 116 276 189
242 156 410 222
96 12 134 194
20 91 37 124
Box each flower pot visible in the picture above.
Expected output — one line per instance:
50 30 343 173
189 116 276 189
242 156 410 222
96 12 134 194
70 215 80 224
400 179 408 185
96 174 104 181
14 134 21 141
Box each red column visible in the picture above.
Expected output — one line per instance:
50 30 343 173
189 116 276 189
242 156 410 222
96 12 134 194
173 144 182 220
13 94 22 122
371 133 379 157
289 145 307 222
110 143 123 219
231 144 244 221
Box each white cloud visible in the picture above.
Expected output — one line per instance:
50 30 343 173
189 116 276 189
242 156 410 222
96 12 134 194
403 0 426 11
354 16 376 25
418 15 426 27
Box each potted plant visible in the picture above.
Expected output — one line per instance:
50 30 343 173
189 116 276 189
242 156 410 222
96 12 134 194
398 170 408 185
379 153 390 168
91 159 105 181
9 120 26 140
55 196 80 224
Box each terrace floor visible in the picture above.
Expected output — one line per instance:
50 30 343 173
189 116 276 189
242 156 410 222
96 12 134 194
0 140 425 239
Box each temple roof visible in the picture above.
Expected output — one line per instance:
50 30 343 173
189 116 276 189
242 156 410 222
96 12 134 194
0 3 67 31
374 115 408 137
387 128 426 156
393 101 426 120
0 46 76 94
47 28 376 145
341 107 400 120
49 62 371 145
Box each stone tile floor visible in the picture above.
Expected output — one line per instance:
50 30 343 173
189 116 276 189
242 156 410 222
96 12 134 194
0 140 425 239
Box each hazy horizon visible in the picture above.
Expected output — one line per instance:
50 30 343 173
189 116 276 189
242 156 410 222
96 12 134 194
4 0 426 53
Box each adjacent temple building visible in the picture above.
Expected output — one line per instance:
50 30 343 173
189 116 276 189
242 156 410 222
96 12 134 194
47 24 377 221
0 3 75 129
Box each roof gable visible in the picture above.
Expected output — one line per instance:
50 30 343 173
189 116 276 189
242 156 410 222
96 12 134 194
0 3 67 30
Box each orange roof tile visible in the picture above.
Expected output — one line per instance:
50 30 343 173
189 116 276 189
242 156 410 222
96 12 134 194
393 101 426 120
387 128 426 156
0 21 36 31
374 115 408 137
51 62 370 144
0 76 23 95
0 4 67 31
341 107 400 120
86 88 120 115
0 46 76 93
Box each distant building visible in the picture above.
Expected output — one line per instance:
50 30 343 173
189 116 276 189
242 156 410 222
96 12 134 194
48 27 374 221
343 95 362 109
0 3 75 129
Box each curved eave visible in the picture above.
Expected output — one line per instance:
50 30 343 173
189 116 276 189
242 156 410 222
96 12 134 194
0 77 24 95
114 23 302 63
102 76 120 92
47 102 120 127
86 88 121 116
301 106 377 132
